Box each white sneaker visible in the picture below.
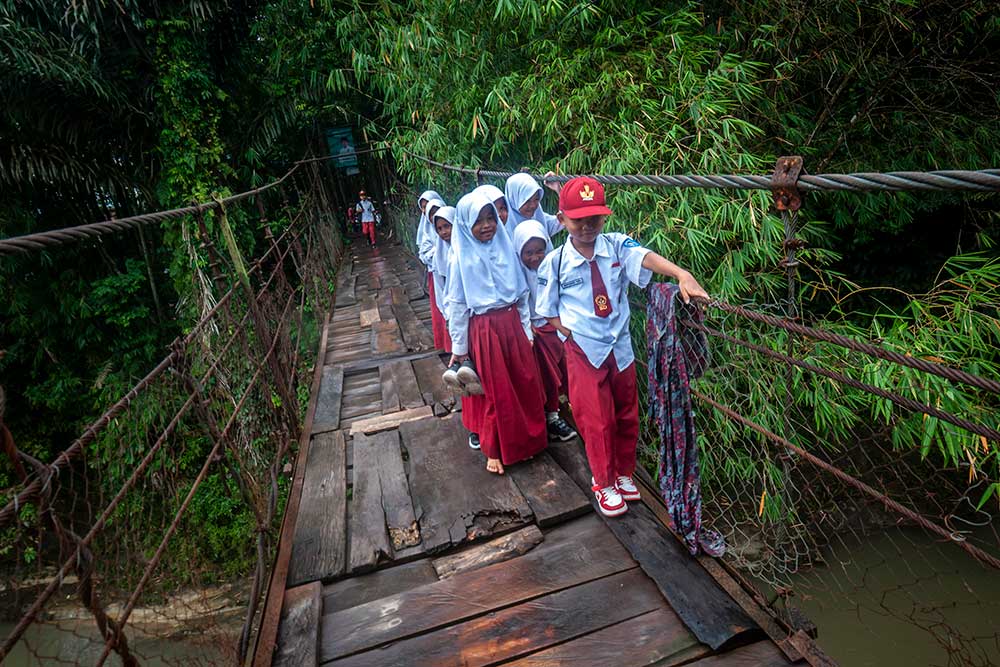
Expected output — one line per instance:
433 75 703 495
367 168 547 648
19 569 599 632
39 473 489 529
591 482 627 517
615 475 641 501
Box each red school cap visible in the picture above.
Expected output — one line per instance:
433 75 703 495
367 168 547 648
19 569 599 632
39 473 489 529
558 176 613 219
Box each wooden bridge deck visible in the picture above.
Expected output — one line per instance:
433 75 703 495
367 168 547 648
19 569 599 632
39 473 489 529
260 240 831 667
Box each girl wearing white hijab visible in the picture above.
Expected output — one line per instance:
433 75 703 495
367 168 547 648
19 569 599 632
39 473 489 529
504 173 563 237
418 193 450 351
446 191 547 474
430 205 456 352
512 221 578 443
472 184 509 228
415 189 442 267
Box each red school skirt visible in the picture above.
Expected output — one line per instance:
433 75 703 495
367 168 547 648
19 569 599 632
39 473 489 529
533 323 568 413
428 272 451 353
468 306 547 465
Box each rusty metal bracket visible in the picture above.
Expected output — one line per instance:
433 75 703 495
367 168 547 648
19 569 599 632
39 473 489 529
772 156 804 212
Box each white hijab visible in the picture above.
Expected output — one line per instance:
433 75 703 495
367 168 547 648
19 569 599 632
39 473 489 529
474 184 505 205
431 205 456 278
447 191 527 310
511 220 553 318
416 189 443 265
504 173 545 231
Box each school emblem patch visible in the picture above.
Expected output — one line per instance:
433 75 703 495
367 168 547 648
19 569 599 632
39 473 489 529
580 184 595 201
622 237 639 248
595 294 610 312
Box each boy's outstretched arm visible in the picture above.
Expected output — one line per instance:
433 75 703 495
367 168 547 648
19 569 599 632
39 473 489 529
641 252 709 303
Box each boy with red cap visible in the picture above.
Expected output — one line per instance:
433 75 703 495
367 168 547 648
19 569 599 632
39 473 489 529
535 176 709 516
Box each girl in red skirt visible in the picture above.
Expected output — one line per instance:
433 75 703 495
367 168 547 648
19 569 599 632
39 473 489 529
422 196 450 351
512 220 577 442
446 191 548 474
430 205 456 353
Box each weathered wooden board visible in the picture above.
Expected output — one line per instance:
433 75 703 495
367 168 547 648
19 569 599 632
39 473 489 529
503 608 709 667
326 568 664 667
311 366 344 435
371 320 406 355
678 640 796 667
347 437 392 573
359 307 380 327
410 355 453 407
507 450 591 527
547 438 759 651
363 431 420 554
378 363 399 414
400 414 533 553
392 300 435 351
335 275 357 308
387 360 424 409
431 524 543 579
274 582 322 667
319 516 634 663
322 559 438 615
289 431 347 586
348 406 433 435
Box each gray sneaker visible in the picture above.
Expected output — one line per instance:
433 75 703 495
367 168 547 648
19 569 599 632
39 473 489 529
442 361 462 390
457 360 484 395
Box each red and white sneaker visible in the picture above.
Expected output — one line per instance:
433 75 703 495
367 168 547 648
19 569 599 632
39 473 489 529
591 482 627 517
615 475 641 501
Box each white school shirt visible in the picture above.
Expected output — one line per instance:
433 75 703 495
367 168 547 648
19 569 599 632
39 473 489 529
446 252 532 355
535 233 652 370
357 199 375 222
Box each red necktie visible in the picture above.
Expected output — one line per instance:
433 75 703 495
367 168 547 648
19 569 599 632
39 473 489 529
590 260 612 318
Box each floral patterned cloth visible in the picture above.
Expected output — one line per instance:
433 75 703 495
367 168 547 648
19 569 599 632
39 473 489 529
646 283 724 557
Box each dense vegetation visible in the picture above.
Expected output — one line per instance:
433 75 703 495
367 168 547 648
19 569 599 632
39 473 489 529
3 0 999 574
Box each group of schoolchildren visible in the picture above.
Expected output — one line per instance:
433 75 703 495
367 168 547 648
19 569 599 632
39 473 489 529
413 174 708 517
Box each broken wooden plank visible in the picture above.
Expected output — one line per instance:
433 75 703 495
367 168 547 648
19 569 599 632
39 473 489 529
348 436 393 573
507 450 591 528
327 568 664 667
387 359 424 409
288 431 347 586
400 413 533 553
322 559 438 615
411 355 454 407
431 524 543 580
392 300 435 351
547 438 759 651
334 275 357 308
677 640 797 666
379 363 400 414
504 608 709 667
319 516 633 662
273 582 322 667
371 319 406 355
311 366 344 435
348 406 433 435
360 430 420 553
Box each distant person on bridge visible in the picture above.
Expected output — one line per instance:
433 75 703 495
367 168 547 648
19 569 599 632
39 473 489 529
446 191 548 475
536 177 709 517
355 190 378 247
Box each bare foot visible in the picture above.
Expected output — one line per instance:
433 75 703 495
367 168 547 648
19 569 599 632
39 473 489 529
486 458 505 475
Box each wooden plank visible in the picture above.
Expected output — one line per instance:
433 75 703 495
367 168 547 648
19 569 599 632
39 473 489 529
362 430 420 552
348 434 393 573
400 414 533 553
359 307 380 327
507 450 591 528
289 431 347 586
311 366 344 435
411 355 453 406
322 559 438 615
379 363 400 414
392 300 435 351
388 359 424 409
319 517 634 663
335 275 357 308
348 406 433 435
505 608 709 667
341 350 440 374
680 640 796 666
431 524 543 579
547 438 759 651
326 568 664 667
371 319 406 355
273 583 321 667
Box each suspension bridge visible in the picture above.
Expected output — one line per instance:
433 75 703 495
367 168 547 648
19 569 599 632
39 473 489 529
1 148 998 666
